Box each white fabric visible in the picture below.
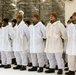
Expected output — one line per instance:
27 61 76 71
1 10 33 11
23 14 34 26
47 53 64 69
1 51 12 65
12 20 30 51
31 53 45 67
1 25 14 51
45 21 67 53
11 51 15 59
31 53 38 66
0 28 2 60
14 51 28 65
68 55 76 71
66 23 76 55
0 28 2 50
29 21 46 53
27 52 31 62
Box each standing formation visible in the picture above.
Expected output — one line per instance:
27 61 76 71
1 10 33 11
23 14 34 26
0 12 76 75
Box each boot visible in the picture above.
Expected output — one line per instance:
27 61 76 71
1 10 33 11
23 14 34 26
27 63 32 67
20 66 26 71
65 71 75 75
45 68 55 73
13 65 21 70
4 64 11 69
12 58 17 65
65 63 68 67
28 66 37 71
0 65 5 68
55 65 58 70
64 68 69 71
0 60 2 64
46 67 50 69
57 69 63 74
44 64 49 69
37 67 43 73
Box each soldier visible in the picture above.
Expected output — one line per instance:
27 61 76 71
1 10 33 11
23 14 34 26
45 13 67 74
28 14 46 72
13 14 30 71
65 12 76 75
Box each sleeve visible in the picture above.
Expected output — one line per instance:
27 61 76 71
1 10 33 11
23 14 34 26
40 24 46 39
59 23 68 40
46 23 50 39
66 25 69 35
23 25 30 41
8 26 14 40
59 23 68 51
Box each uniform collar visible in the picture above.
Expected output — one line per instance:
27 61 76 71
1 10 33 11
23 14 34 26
16 20 24 26
70 23 76 28
32 21 42 27
52 20 61 26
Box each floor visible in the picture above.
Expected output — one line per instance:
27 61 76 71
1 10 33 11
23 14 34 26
0 66 68 75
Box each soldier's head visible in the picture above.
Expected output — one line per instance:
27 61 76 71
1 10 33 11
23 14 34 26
67 16 73 24
32 14 39 25
72 12 76 21
50 12 57 23
2 18 9 27
16 14 23 24
25 20 31 27
12 19 17 27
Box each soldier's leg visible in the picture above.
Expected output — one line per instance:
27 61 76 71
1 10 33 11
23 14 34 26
13 52 22 70
45 53 56 73
28 53 38 71
55 53 64 74
19 51 28 70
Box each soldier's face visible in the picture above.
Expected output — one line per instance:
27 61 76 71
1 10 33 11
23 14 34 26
73 15 76 21
32 17 38 23
17 18 21 22
2 21 7 27
16 18 22 23
50 15 56 22
12 22 15 27
32 17 37 22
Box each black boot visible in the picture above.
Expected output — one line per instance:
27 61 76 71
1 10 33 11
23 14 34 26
12 58 17 65
37 67 43 73
20 66 26 71
27 63 32 67
57 69 63 74
65 63 68 67
55 65 58 70
4 64 11 69
45 68 55 73
13 65 22 70
65 71 75 75
0 65 5 68
28 67 37 71
64 68 69 71
44 64 49 69
0 60 2 64
46 67 50 69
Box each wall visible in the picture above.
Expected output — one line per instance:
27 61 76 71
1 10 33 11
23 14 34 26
65 0 76 25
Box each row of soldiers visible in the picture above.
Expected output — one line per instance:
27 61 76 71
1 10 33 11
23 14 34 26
0 12 76 75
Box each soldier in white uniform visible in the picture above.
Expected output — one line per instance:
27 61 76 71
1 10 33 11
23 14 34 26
28 14 46 72
0 18 14 69
45 13 67 74
25 20 32 67
11 19 17 65
13 14 30 71
65 12 76 75
0 22 2 63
